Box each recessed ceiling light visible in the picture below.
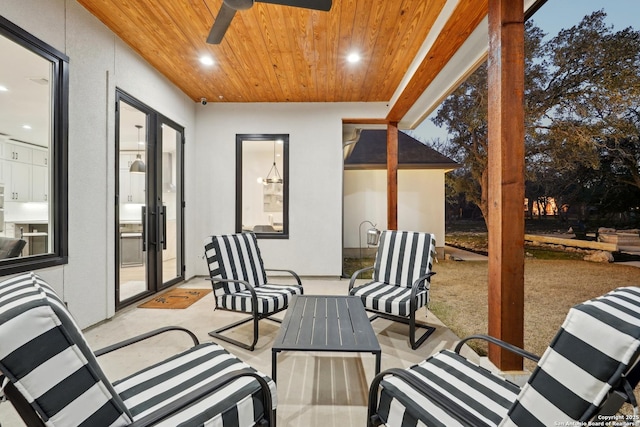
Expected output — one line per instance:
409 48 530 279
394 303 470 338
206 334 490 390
22 124 32 130
0 85 8 92
347 52 361 63
199 55 214 66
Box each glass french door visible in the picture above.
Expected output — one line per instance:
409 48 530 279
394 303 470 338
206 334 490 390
157 118 183 287
115 91 184 308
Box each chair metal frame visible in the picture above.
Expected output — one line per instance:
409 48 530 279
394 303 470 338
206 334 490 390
208 268 302 351
349 265 436 350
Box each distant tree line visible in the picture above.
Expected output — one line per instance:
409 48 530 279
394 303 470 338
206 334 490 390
431 11 640 228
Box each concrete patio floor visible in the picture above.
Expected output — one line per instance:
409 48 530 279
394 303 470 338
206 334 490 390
0 275 474 427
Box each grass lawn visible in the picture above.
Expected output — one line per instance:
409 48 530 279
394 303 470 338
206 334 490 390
430 257 640 372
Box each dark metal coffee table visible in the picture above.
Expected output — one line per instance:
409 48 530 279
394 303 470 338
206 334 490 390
271 295 381 383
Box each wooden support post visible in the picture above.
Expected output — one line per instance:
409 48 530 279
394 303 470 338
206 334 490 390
487 0 525 371
387 122 399 230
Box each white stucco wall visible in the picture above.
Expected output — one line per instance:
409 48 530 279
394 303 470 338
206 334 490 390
344 169 446 250
399 169 446 247
343 170 388 249
1 0 196 328
193 102 386 277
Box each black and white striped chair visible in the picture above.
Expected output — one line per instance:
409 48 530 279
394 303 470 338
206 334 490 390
204 232 303 351
349 230 437 349
367 286 640 427
0 272 276 427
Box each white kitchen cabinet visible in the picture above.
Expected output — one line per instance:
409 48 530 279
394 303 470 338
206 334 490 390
119 153 136 170
119 169 145 203
0 142 51 203
119 153 146 203
2 160 31 201
32 164 48 202
2 142 32 164
130 173 145 203
32 149 48 167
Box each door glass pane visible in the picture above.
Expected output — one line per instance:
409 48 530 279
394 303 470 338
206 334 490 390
161 123 179 284
118 102 147 303
0 33 54 259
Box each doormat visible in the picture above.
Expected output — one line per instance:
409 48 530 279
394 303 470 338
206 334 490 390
138 288 211 309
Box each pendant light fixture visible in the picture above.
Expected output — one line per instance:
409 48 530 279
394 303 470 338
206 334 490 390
262 141 283 185
130 124 146 174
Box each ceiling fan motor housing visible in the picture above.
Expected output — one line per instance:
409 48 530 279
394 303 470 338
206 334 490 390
224 0 254 10
209 0 331 44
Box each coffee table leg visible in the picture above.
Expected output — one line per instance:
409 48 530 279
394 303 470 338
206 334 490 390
272 350 278 383
374 351 381 375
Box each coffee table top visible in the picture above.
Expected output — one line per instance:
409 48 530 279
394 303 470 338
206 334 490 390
272 295 380 353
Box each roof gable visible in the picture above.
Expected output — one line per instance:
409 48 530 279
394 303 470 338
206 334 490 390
344 130 459 170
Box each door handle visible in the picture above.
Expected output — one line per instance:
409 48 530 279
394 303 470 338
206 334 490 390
158 205 167 251
141 206 147 252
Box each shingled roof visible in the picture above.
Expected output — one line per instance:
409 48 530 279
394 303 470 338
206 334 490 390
344 129 459 170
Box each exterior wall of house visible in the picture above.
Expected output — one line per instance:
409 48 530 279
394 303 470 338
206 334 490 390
193 102 387 277
1 0 197 328
399 169 446 251
1 0 393 327
343 169 388 254
344 169 446 255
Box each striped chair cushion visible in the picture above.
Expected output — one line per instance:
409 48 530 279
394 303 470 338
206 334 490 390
373 231 436 289
374 287 640 427
378 350 520 427
0 272 132 426
113 342 276 426
216 284 302 314
204 233 267 289
349 282 428 317
501 286 640 426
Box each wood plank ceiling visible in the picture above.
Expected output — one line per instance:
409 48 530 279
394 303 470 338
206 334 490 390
77 0 488 119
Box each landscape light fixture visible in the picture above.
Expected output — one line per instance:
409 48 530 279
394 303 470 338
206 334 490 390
130 124 146 174
359 220 381 259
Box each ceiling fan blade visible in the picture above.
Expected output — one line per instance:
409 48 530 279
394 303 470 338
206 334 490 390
257 0 332 12
207 3 237 44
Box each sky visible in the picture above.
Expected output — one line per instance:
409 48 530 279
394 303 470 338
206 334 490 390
411 0 640 143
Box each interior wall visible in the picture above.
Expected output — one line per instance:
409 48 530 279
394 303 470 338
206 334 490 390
1 0 196 328
194 102 387 277
344 169 446 251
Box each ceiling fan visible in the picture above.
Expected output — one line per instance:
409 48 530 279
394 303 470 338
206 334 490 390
207 0 332 44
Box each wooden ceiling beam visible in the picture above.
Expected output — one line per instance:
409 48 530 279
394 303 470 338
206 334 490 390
386 0 488 122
